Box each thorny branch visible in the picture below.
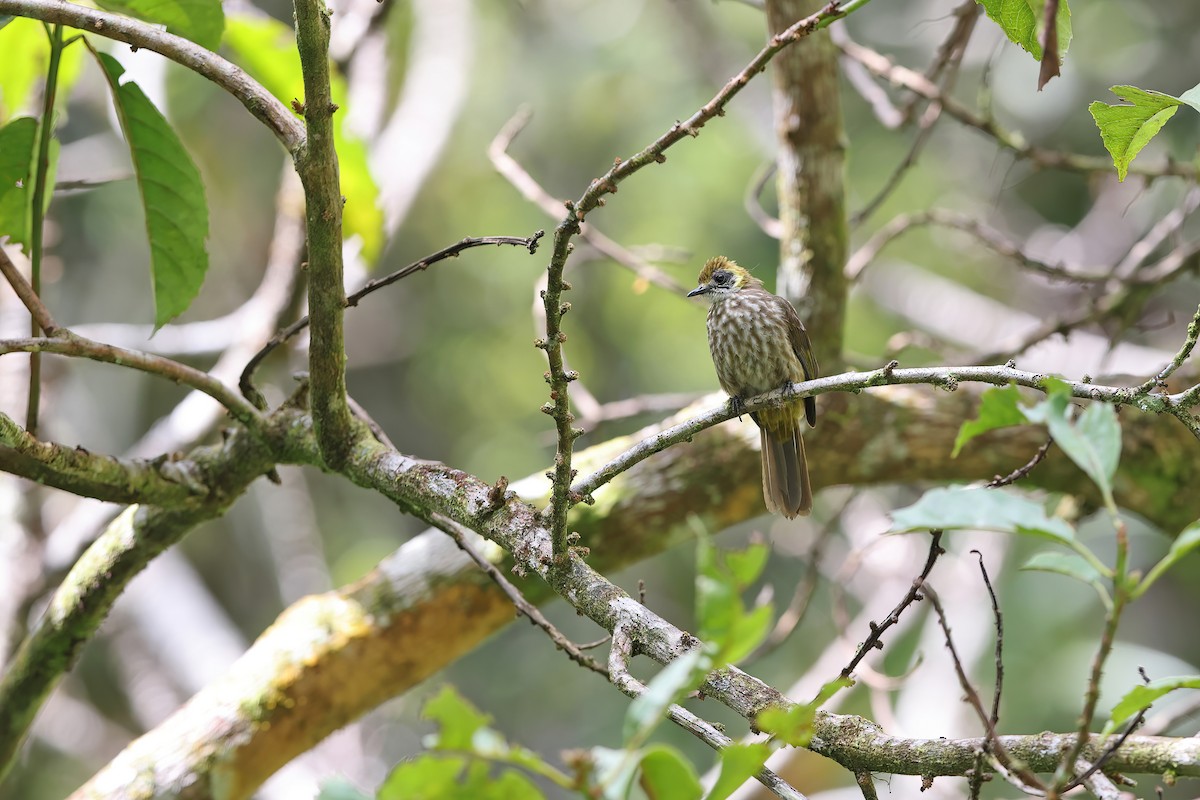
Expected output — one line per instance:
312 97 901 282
239 232 544 408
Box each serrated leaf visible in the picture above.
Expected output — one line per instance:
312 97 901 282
315 778 371 800
0 116 36 248
95 53 208 329
889 486 1076 544
223 15 383 263
1089 86 1183 182
953 384 1026 456
639 745 702 800
757 677 851 747
705 743 772 800
422 686 491 751
1104 676 1200 733
95 0 223 50
1138 520 1200 596
625 649 706 742
975 0 1071 61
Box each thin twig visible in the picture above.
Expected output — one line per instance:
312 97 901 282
986 439 1052 488
1133 303 1200 395
239 232 544 406
923 583 1043 792
744 161 783 239
0 335 263 427
836 37 1198 180
0 247 57 335
855 770 879 800
489 110 685 294
431 513 608 676
607 621 807 800
839 531 943 679
846 209 1112 283
968 549 1006 798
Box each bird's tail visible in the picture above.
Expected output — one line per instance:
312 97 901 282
760 424 812 519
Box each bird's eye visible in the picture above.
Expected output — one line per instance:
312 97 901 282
714 270 732 286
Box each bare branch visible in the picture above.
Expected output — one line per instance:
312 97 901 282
0 0 303 152
0 247 57 335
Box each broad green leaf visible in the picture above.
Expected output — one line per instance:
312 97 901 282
1021 551 1111 607
0 16 12 30
639 745 702 800
95 53 209 328
889 486 1076 544
625 649 707 742
224 15 383 263
1138 520 1200 596
1089 86 1184 181
705 743 772 800
1021 551 1104 584
975 0 1071 61
1025 389 1119 501
1179 82 1200 115
953 384 1026 456
721 540 770 588
315 778 371 800
1104 676 1200 734
423 685 491 750
94 0 223 50
0 116 36 248
757 677 852 747
378 755 466 800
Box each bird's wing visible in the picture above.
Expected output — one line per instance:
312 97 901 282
779 296 819 427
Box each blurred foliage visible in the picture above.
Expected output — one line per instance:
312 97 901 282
7 0 1200 798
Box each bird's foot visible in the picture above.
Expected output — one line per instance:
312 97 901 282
729 395 745 420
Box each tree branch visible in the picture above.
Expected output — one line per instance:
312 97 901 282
0 0 304 153
293 0 352 468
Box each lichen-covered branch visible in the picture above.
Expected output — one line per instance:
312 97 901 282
292 0 352 468
0 413 208 505
0 425 277 784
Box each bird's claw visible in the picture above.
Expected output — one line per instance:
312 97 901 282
730 395 745 420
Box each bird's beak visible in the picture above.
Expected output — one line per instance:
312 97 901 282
686 284 709 298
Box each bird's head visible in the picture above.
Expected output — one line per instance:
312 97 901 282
686 256 762 304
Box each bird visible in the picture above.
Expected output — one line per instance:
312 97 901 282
687 256 818 518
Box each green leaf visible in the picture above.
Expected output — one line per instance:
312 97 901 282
378 755 467 800
639 745 703 800
625 649 707 743
1104 676 1200 734
696 537 773 665
705 743 772 800
975 0 1071 61
0 116 36 248
224 15 383 264
423 686 491 751
1021 551 1111 607
953 384 1026 456
757 677 851 747
0 19 85 123
1179 82 1200 114
95 52 209 328
315 777 371 800
1089 86 1184 182
1138 520 1200 596
1024 389 1120 501
94 0 223 50
889 486 1076 544
592 746 640 800
721 540 770 587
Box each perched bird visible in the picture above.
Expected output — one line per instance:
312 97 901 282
687 256 818 518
